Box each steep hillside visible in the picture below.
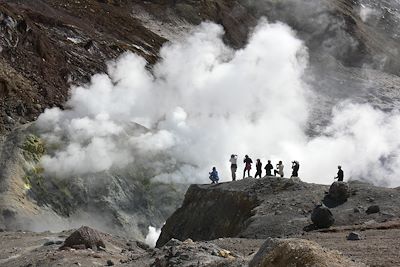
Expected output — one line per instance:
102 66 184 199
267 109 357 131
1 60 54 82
0 124 187 240
0 0 255 133
1 0 400 133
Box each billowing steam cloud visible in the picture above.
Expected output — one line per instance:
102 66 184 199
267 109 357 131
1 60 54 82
37 19 400 187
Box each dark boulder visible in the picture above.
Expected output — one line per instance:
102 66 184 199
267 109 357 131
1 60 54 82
60 226 105 250
366 205 380 215
347 232 361 241
328 182 350 202
311 205 335 228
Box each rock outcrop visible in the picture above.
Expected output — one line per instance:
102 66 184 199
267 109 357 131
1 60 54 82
249 238 365 267
157 183 259 247
157 177 400 246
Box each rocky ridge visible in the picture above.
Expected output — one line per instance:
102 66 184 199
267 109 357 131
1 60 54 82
157 177 400 246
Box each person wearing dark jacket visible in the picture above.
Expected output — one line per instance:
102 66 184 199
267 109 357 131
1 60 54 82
264 160 273 176
291 161 300 177
243 155 253 178
335 165 344 182
255 159 262 178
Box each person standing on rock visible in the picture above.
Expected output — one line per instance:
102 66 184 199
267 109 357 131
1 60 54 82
243 155 253 178
274 161 284 177
229 154 238 181
264 160 273 176
209 167 219 184
291 161 300 177
255 159 262 178
334 165 344 182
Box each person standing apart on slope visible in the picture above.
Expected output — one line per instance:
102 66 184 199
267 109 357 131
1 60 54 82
255 159 262 178
243 155 253 178
274 161 284 177
334 165 344 182
264 160 273 176
209 167 219 184
291 161 300 177
229 154 238 181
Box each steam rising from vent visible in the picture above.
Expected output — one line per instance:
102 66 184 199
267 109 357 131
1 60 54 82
145 226 161 248
37 20 400 187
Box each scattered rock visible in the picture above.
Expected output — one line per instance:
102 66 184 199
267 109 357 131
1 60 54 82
366 205 380 215
353 207 361 213
347 232 361 241
60 226 105 250
311 205 335 228
106 259 114 266
43 241 55 246
136 241 150 250
44 239 64 246
328 182 350 202
164 238 182 247
249 238 362 267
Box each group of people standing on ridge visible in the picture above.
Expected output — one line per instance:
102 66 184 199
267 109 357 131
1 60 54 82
229 154 299 181
209 154 344 184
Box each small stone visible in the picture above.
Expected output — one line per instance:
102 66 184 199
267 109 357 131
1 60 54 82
353 207 360 213
183 238 194 245
106 259 114 266
366 205 380 214
136 241 150 250
347 232 361 241
165 238 182 247
43 241 56 246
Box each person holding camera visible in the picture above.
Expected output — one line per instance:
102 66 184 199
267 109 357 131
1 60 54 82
274 161 284 177
229 154 238 181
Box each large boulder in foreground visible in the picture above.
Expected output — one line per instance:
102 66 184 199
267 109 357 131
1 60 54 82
60 226 105 250
249 238 365 267
328 182 350 202
311 205 335 229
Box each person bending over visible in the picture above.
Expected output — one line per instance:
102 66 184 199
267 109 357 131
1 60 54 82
264 160 273 176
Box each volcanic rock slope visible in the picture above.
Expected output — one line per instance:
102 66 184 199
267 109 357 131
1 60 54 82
1 0 400 133
0 0 256 133
157 177 400 246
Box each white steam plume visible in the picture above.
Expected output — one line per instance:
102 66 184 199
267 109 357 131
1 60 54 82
145 226 162 248
37 20 400 187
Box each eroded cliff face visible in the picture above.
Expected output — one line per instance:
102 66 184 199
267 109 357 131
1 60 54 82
157 177 400 247
0 124 188 240
156 184 259 247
